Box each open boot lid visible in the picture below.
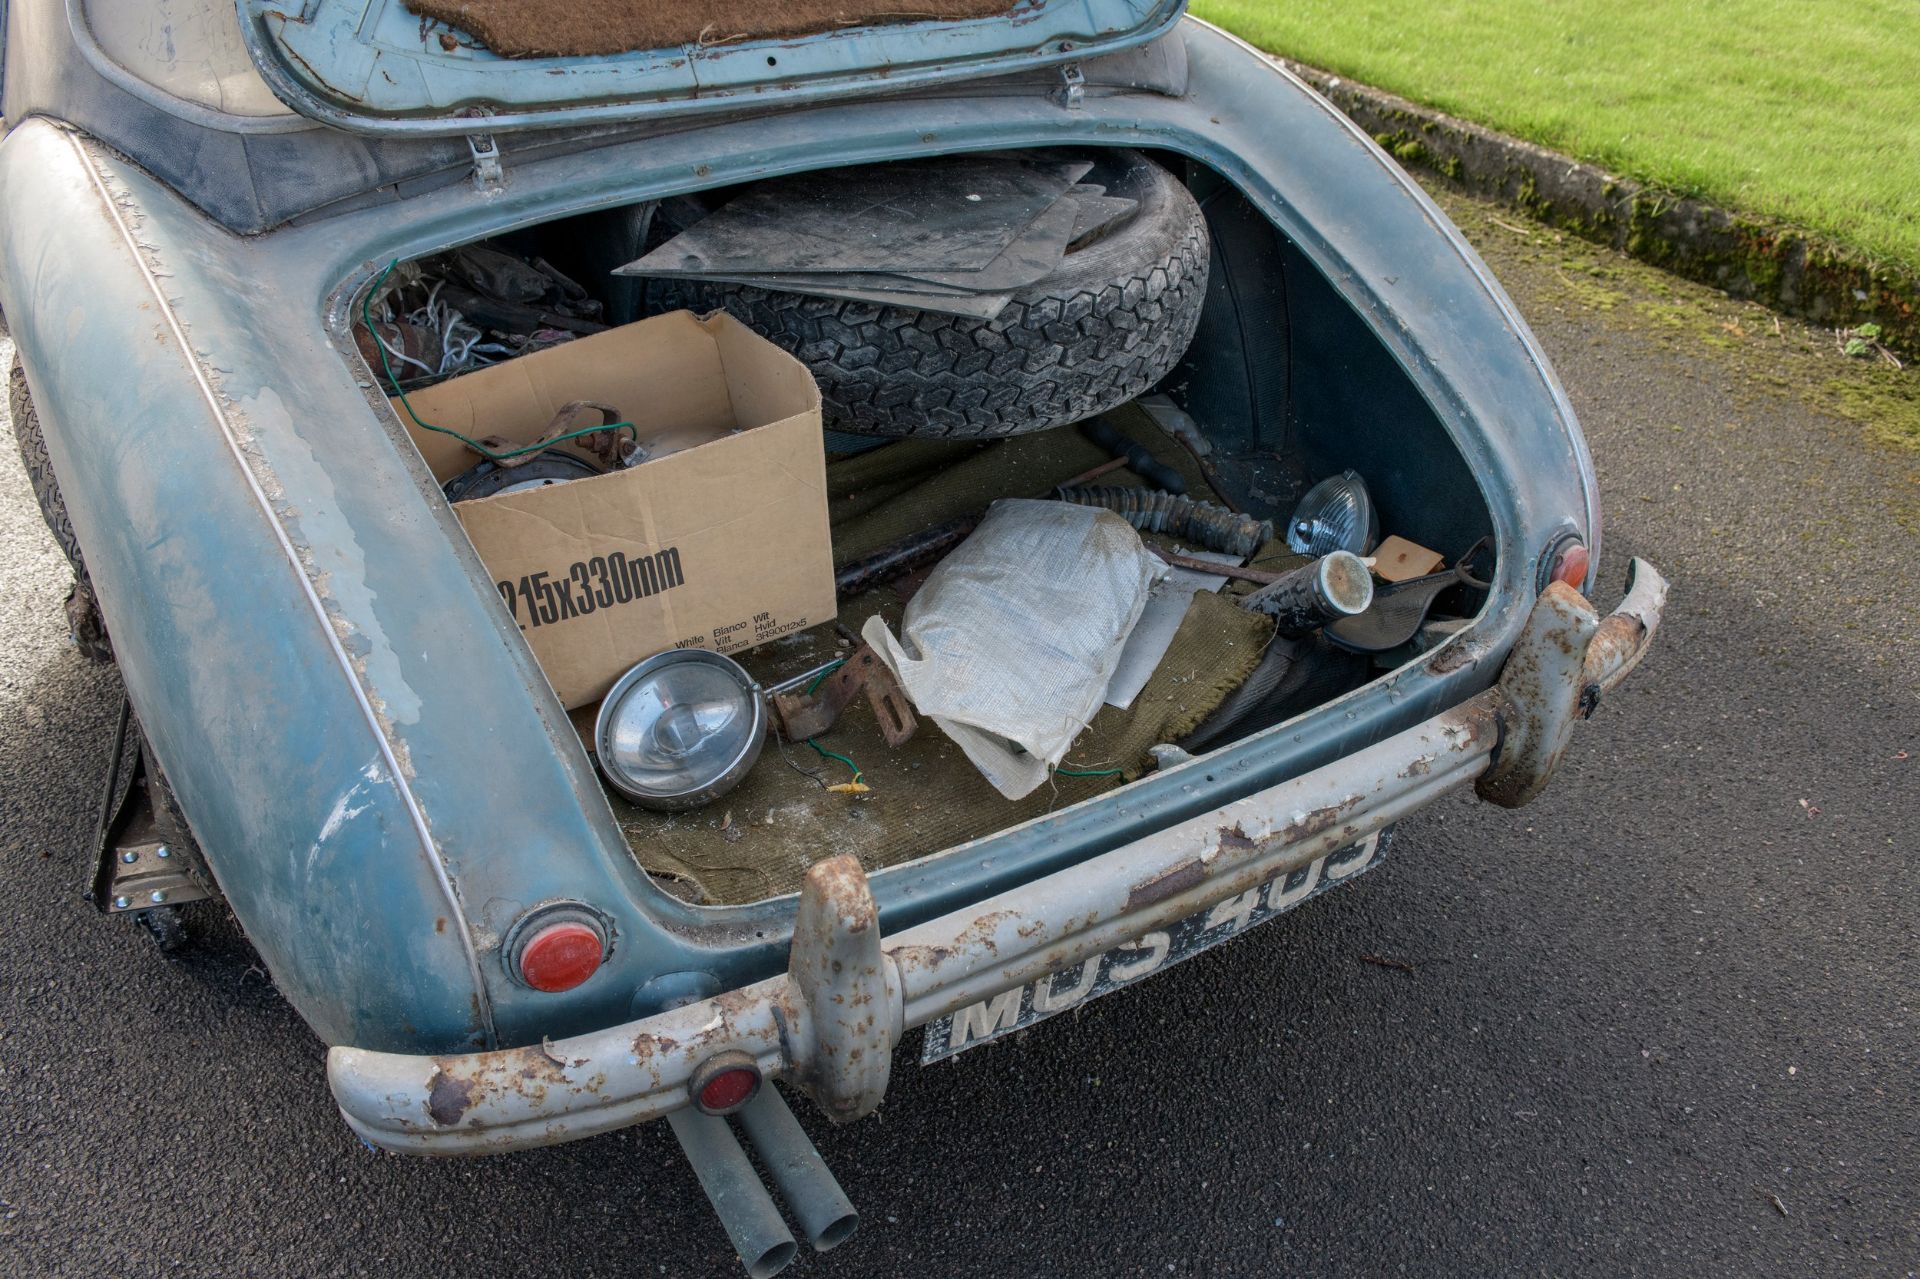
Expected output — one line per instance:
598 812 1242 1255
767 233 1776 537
236 0 1186 135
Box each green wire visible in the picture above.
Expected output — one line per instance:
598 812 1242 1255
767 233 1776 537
806 737 863 784
778 663 861 786
1056 766 1123 777
361 258 638 464
805 659 847 696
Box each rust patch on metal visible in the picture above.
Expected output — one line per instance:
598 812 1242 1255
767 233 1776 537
1426 638 1484 675
1400 755 1433 778
888 943 953 972
947 909 1014 957
1127 857 1207 911
426 1069 477 1127
1216 823 1259 852
1584 614 1648 682
1280 795 1365 844
421 1043 593 1128
803 855 876 935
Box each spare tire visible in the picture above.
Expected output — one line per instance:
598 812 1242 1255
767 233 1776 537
648 151 1211 438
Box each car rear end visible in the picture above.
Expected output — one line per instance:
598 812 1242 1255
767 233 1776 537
313 31 1660 1257
0 3 1666 1273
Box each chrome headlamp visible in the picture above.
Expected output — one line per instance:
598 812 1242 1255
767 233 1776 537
594 650 766 811
1286 469 1379 557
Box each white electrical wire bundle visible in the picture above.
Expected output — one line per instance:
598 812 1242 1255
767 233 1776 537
370 268 578 385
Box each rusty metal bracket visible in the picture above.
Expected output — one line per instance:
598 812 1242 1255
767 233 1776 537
782 856 899 1123
1478 557 1670 808
1580 557 1669 709
89 700 214 914
771 643 916 747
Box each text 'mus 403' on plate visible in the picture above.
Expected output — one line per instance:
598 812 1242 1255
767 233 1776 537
921 827 1394 1064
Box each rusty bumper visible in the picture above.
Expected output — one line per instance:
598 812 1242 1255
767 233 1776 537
328 560 1669 1155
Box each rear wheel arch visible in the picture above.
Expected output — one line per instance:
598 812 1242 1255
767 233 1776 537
9 355 112 660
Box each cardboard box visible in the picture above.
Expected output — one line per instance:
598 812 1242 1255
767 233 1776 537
398 310 833 709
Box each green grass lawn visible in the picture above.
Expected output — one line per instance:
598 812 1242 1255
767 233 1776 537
1191 0 1920 272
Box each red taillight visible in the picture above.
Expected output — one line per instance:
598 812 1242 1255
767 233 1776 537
690 1052 762 1115
699 1069 759 1113
517 921 604 992
1549 542 1590 590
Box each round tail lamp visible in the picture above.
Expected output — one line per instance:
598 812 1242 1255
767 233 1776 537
518 920 605 992
1537 530 1593 594
690 1051 763 1116
1549 541 1591 591
594 650 766 811
507 906 610 993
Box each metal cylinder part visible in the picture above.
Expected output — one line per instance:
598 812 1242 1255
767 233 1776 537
1240 551 1375 636
1055 485 1273 558
1080 419 1188 494
666 1109 799 1279
735 1086 861 1252
832 515 976 597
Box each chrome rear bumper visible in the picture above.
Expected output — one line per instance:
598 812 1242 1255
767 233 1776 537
329 562 1669 1154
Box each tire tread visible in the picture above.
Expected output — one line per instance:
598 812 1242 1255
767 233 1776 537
649 158 1211 439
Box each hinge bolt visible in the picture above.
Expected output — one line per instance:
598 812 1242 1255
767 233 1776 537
155 845 171 859
1057 63 1086 110
467 131 505 193
149 890 167 905
120 850 138 864
112 895 131 910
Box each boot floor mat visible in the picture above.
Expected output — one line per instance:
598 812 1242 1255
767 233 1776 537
593 405 1295 906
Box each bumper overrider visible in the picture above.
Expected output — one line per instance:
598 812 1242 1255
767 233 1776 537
329 562 1668 1155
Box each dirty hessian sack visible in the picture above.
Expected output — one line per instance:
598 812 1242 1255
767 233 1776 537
863 499 1165 799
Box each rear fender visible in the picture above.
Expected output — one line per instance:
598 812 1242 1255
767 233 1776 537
0 120 497 1049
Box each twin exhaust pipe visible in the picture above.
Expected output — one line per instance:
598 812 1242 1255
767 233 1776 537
667 1086 860 1277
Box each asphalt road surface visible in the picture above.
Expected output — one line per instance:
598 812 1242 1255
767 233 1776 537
2 183 1915 1278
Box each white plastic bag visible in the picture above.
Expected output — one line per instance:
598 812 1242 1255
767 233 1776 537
863 498 1166 799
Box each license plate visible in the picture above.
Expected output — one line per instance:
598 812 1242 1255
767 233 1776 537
920 827 1392 1064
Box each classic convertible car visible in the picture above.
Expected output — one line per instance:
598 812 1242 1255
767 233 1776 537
1 0 1665 1273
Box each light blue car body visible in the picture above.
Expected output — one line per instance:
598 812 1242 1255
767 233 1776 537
0 1 1611 1073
